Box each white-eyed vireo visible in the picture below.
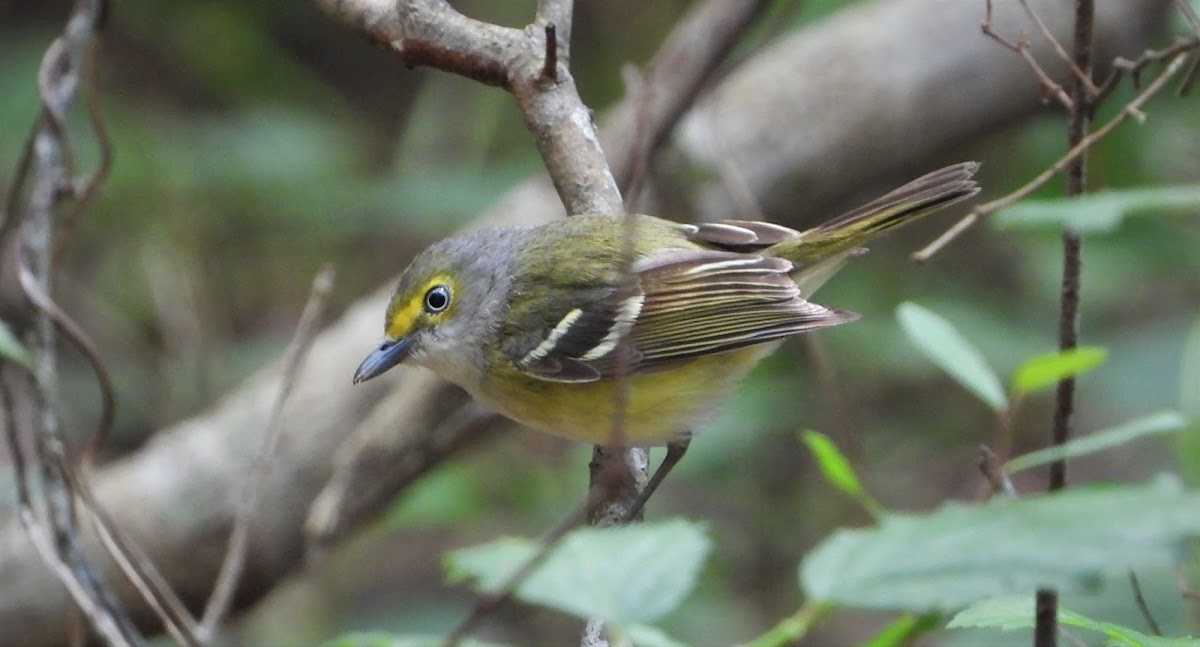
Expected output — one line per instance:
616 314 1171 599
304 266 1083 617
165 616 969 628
354 162 979 512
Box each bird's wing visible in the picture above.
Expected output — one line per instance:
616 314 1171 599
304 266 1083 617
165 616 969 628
504 248 856 383
682 220 801 250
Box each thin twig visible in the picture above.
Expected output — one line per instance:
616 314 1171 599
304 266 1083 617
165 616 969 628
1177 0 1200 96
1177 54 1200 96
1018 0 1100 97
15 253 114 462
1128 571 1163 635
55 451 201 646
198 265 336 642
52 34 112 271
1053 0 1095 493
306 400 500 547
913 52 1191 263
540 24 558 83
17 257 200 644
608 0 773 193
586 0 776 535
804 336 861 469
977 445 1018 499
621 63 654 213
587 206 645 527
1037 2 1095 645
981 0 1073 110
442 499 592 647
1094 36 1200 103
1179 0 1200 34
7 0 152 643
698 102 766 222
1 373 139 647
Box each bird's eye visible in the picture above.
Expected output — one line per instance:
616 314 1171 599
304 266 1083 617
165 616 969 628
424 285 451 313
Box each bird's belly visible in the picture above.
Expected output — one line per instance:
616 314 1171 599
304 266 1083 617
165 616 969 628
476 345 775 445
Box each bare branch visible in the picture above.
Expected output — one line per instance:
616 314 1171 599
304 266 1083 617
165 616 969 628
314 0 619 215
198 266 335 642
1019 0 1100 96
982 0 1074 110
1096 36 1200 101
914 52 1191 262
606 0 773 193
314 0 514 86
17 259 200 646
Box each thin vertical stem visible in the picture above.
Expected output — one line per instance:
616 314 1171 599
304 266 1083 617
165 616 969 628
1036 2 1093 647
1052 0 1093 493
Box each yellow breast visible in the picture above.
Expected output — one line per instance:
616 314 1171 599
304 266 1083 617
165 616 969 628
476 344 776 445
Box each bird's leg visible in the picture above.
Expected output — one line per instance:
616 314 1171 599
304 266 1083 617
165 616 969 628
622 435 690 523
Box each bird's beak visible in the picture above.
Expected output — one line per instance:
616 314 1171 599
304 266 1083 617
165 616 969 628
353 336 415 384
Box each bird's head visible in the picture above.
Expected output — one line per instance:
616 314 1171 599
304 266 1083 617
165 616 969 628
352 228 517 387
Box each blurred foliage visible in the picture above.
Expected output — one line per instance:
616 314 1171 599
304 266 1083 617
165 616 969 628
446 519 710 626
950 595 1198 647
3 0 1200 646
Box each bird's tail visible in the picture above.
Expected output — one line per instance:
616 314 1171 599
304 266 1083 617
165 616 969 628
770 161 980 295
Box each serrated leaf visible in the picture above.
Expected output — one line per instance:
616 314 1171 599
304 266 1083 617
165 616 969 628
1012 346 1108 396
800 430 882 517
896 302 1007 411
1006 411 1188 474
948 595 1199 647
801 480 1200 613
994 186 1200 234
320 633 511 647
445 519 710 624
0 319 30 368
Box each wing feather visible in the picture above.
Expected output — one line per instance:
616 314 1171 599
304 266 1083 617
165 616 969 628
509 248 855 382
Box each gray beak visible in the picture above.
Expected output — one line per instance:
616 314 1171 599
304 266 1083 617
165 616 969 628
353 336 415 383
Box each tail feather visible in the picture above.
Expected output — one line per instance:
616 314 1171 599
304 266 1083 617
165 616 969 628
771 162 980 276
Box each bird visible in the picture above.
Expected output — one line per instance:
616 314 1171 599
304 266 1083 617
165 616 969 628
353 162 980 518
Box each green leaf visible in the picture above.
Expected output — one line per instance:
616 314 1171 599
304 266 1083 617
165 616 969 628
948 595 1199 646
0 319 30 368
800 430 882 517
896 302 1007 411
1006 411 1188 474
800 480 1200 613
994 186 1200 234
1012 346 1108 396
445 519 710 624
321 633 511 647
